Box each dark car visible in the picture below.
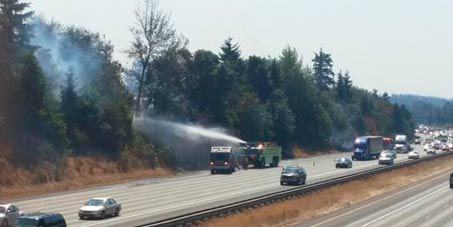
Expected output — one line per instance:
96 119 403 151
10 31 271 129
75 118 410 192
336 157 353 168
280 166 307 185
450 173 453 189
434 142 443 150
13 213 66 227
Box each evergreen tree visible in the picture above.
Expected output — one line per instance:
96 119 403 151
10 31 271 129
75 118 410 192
192 50 219 114
0 0 33 50
312 48 335 90
336 70 353 101
215 38 245 126
61 70 80 150
246 56 273 101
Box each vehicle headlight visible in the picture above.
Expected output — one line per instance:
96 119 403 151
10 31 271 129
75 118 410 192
210 162 214 165
224 162 228 165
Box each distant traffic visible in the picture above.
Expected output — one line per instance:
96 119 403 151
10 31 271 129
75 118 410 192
2 125 452 226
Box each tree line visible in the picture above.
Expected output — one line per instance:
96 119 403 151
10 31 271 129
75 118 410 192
0 0 415 170
391 95 453 126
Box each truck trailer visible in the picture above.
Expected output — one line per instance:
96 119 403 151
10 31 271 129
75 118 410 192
352 136 383 160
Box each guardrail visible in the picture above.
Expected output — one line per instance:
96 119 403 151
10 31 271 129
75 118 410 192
138 152 453 227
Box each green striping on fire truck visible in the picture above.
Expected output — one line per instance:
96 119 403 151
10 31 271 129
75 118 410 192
241 142 282 168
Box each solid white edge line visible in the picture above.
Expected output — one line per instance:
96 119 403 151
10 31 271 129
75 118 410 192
309 170 450 227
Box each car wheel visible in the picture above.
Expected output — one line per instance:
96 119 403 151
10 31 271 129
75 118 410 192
115 208 120 217
101 211 106 219
280 181 284 186
79 215 84 220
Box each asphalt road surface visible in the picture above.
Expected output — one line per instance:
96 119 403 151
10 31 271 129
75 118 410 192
303 169 453 227
8 144 439 227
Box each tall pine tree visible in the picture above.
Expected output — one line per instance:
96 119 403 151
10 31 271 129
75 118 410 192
312 48 335 90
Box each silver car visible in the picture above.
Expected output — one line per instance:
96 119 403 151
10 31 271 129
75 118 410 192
0 204 22 227
378 153 395 165
78 198 121 220
381 150 397 159
408 150 420 159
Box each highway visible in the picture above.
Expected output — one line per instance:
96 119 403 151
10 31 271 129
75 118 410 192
7 144 435 227
303 169 453 227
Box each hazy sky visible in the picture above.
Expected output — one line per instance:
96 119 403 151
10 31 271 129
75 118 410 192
31 0 453 99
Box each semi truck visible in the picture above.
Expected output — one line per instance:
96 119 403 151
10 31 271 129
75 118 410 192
383 137 394 150
352 136 383 160
209 142 282 174
395 134 411 153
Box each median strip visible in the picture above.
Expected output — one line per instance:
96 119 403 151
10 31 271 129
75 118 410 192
199 154 453 227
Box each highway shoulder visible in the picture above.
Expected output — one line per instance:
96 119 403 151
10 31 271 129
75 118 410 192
299 169 452 227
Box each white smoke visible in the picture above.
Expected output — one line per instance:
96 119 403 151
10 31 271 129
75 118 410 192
133 117 245 170
31 17 101 94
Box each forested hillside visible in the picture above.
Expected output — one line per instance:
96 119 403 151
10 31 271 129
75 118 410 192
0 0 415 180
391 94 453 126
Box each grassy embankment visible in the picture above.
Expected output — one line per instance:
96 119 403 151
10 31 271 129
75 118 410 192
0 157 173 201
202 154 453 227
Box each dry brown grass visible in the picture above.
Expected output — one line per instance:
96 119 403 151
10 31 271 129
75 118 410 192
0 157 173 201
201 155 453 227
292 147 339 159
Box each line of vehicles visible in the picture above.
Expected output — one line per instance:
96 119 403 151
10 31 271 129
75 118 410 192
0 197 121 227
209 126 452 189
3 127 450 226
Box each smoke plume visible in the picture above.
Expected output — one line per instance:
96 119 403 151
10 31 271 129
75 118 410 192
30 17 101 94
133 117 245 170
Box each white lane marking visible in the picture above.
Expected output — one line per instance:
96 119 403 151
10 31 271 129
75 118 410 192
75 154 427 227
360 186 447 227
77 184 276 227
309 172 449 227
67 153 419 225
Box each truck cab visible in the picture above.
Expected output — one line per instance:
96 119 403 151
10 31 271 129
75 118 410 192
209 146 247 174
242 142 281 168
395 135 410 153
352 136 383 160
210 147 235 174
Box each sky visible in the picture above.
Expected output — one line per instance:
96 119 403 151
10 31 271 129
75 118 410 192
30 0 453 99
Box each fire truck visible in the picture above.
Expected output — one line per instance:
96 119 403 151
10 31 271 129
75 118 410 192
209 142 282 174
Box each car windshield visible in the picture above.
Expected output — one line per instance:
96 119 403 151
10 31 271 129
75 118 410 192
86 199 104 206
282 168 297 174
14 218 39 226
210 153 230 161
0 207 5 213
354 141 367 150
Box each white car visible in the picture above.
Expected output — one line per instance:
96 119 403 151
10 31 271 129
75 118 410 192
381 150 397 159
79 198 121 220
379 153 395 165
427 146 436 155
0 204 22 227
423 144 430 151
408 151 420 159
